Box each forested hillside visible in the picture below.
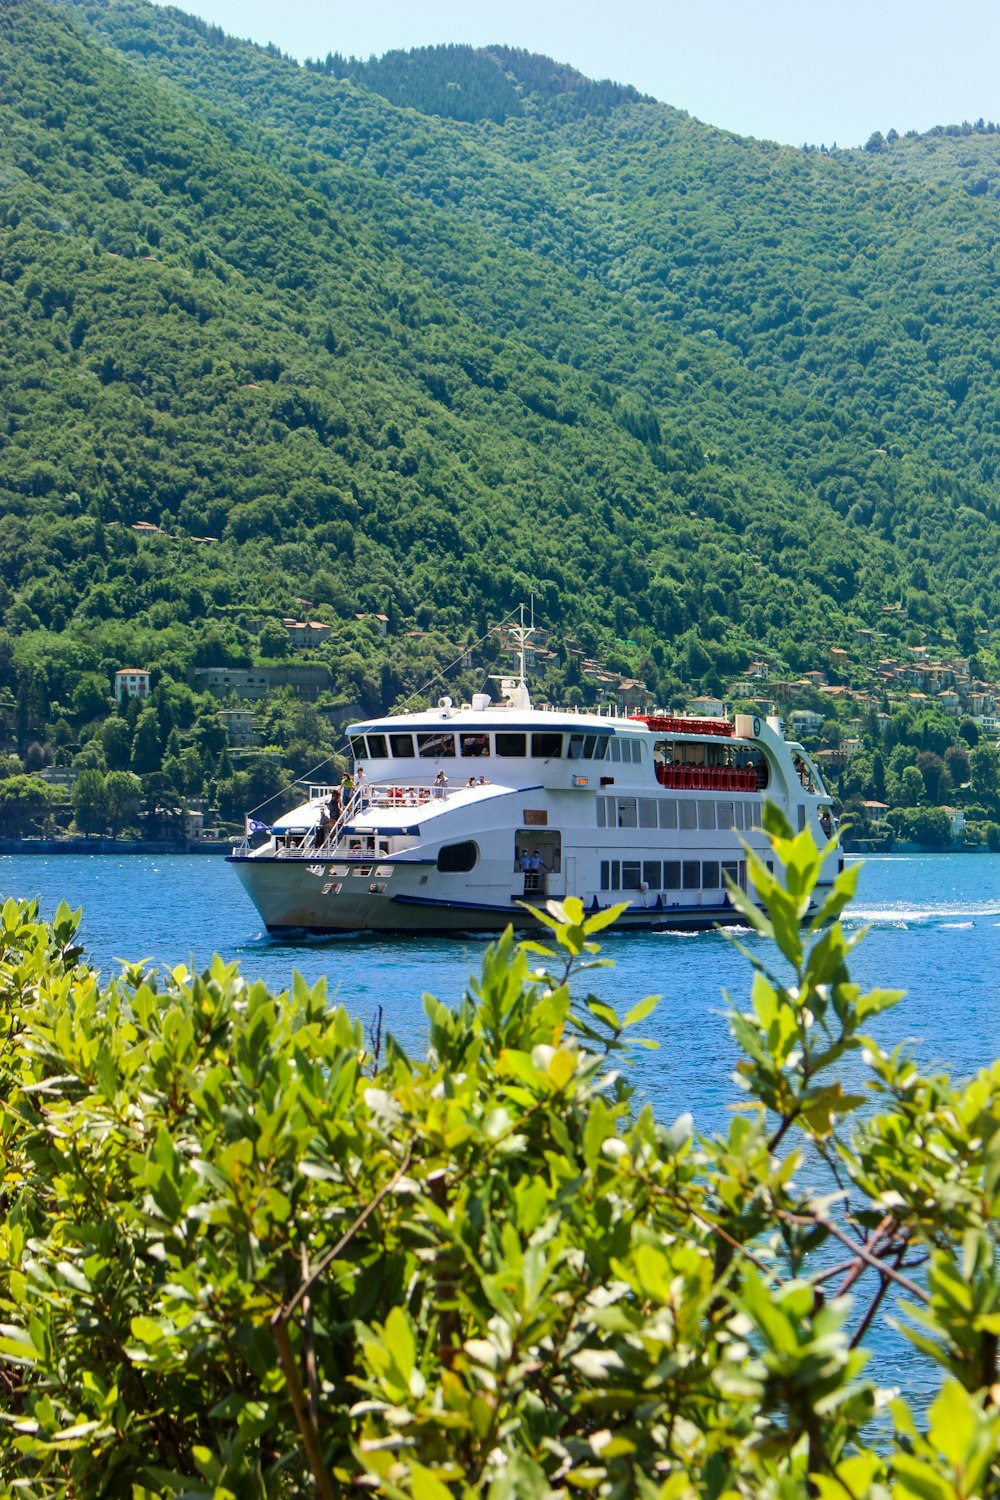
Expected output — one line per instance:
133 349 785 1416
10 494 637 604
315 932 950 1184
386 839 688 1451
1 0 999 832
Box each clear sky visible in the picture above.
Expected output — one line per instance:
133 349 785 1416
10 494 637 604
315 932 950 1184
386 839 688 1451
154 0 999 149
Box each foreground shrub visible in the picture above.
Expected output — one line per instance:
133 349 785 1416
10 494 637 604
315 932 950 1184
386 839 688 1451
1 814 999 1497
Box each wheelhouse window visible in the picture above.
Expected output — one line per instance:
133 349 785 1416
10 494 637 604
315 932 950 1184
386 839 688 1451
366 733 388 759
417 732 456 758
532 732 563 759
495 732 526 757
460 733 490 758
389 733 415 757
568 733 610 760
349 736 366 760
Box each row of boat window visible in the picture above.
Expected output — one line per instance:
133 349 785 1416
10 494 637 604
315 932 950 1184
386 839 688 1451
597 797 759 832
349 730 643 762
600 859 748 893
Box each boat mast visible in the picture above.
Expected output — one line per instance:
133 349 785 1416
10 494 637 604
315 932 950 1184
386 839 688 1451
492 603 534 710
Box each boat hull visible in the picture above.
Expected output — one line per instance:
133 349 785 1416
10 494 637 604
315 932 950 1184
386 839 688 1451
228 854 746 936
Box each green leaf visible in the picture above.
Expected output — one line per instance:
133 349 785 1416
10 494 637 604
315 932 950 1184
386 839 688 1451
927 1379 976 1469
623 994 660 1027
129 1316 167 1346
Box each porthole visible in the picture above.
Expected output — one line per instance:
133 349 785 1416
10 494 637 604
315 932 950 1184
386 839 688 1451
436 840 478 873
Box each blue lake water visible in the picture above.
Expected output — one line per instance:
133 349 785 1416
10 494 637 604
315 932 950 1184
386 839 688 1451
2 848 998 1403
3 850 996 1109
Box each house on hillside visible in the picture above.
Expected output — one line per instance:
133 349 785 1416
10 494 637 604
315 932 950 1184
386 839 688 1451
789 709 824 738
218 709 259 749
283 619 333 648
355 613 390 635
615 680 647 712
941 806 966 839
189 666 329 701
115 668 150 703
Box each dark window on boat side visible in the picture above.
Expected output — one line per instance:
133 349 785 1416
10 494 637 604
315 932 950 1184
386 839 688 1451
682 861 701 890
437 840 478 873
366 734 388 758
418 732 456 758
622 861 642 891
703 861 721 889
664 861 681 888
349 736 366 760
532 732 563 758
389 734 415 757
496 733 526 756
568 733 610 760
460 733 490 757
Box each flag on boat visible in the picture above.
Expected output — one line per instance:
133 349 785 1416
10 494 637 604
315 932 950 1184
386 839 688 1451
246 817 270 836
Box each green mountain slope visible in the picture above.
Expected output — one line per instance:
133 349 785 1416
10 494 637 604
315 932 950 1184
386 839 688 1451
58 6 1000 563
1 0 999 786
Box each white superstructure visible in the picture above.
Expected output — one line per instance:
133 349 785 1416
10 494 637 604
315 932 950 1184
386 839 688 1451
229 668 839 936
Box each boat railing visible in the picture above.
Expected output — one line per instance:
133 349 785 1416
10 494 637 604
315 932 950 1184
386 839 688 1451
297 788 367 857
244 780 454 860
274 781 439 859
369 782 450 809
654 764 758 792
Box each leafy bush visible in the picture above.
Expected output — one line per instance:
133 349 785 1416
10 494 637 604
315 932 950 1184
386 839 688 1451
1 816 999 1497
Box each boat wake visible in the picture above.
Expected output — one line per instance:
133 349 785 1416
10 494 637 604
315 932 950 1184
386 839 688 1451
844 903 1000 928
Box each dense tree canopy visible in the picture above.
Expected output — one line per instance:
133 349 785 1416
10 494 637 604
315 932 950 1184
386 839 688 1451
1 0 999 832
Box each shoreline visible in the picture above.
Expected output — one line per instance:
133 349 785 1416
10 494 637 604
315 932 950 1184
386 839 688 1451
0 838 233 856
4 839 989 858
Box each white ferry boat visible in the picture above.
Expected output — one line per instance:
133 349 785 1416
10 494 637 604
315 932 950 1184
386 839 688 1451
229 636 839 936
